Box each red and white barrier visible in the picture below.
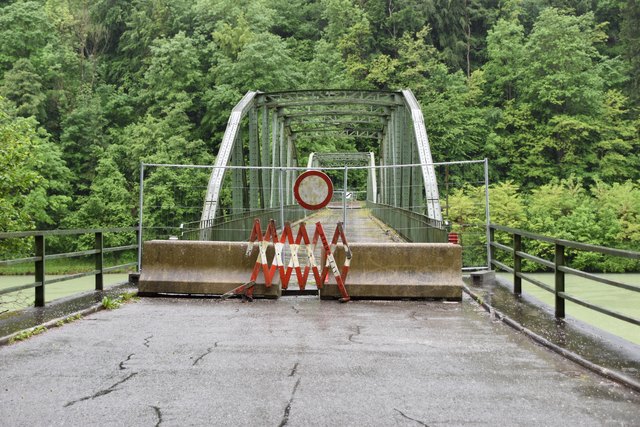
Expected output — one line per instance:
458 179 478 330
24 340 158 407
244 219 351 301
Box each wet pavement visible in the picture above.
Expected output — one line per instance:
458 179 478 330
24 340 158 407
467 276 640 386
304 204 405 243
1 296 639 426
0 283 135 341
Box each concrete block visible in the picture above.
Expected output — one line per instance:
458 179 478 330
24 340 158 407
139 240 281 298
470 270 495 287
320 243 463 300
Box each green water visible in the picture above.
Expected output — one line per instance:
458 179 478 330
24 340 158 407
0 274 130 312
497 272 640 345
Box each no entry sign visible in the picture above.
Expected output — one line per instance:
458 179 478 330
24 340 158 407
293 170 333 210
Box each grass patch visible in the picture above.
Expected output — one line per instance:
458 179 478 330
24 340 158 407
55 313 83 327
101 296 121 310
102 291 139 310
10 326 47 343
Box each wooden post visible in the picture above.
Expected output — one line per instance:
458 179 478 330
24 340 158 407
95 231 104 291
555 243 565 318
513 233 522 295
35 235 45 307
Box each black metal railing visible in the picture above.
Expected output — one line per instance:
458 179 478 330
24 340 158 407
0 228 138 308
489 224 640 326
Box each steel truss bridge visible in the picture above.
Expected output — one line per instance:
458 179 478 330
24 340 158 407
200 89 444 240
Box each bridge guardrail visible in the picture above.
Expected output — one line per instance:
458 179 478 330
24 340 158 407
179 205 306 241
489 224 640 327
0 228 138 308
367 202 448 243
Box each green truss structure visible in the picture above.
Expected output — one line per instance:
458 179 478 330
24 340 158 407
200 90 442 232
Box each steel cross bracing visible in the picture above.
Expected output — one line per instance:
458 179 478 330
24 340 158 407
199 89 442 236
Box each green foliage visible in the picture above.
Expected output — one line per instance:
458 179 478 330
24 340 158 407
449 179 640 272
101 291 138 310
0 2 54 76
101 296 121 310
0 0 638 273
10 325 47 343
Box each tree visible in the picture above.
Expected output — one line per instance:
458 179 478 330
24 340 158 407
483 18 525 104
139 31 203 115
0 2 54 77
620 0 640 105
0 58 47 121
0 97 71 235
59 86 108 195
520 9 606 118
214 33 302 93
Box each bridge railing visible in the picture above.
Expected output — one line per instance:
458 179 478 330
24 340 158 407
367 202 448 243
489 224 640 326
179 205 306 241
0 228 138 308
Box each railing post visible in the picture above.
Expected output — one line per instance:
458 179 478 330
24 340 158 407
35 234 45 307
343 166 348 231
95 231 104 291
138 162 144 271
488 226 495 269
555 242 565 318
279 168 285 227
513 233 522 295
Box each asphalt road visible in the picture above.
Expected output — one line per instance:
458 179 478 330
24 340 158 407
1 296 639 426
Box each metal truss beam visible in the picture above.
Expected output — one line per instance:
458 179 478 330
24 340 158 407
201 91 259 230
286 116 384 127
291 129 381 139
200 89 442 235
282 109 390 119
260 90 398 104
401 90 442 221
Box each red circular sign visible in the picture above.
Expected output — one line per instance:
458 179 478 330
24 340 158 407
293 170 333 210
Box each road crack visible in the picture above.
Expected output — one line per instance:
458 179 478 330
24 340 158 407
192 342 218 366
289 362 299 377
143 335 153 348
394 408 429 426
64 373 138 407
119 353 134 370
348 325 362 343
150 405 163 426
278 378 301 427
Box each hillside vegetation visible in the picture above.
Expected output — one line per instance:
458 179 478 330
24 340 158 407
0 0 639 265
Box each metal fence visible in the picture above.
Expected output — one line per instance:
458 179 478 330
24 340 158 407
0 228 138 310
139 159 490 269
490 224 640 326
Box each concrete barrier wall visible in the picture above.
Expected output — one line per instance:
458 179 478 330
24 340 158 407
321 243 463 300
139 240 281 298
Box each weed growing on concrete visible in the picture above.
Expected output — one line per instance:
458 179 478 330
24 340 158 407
55 313 83 327
102 296 121 310
101 292 138 310
10 326 47 343
119 291 139 303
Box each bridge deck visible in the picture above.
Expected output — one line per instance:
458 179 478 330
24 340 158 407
1 296 638 425
305 204 405 243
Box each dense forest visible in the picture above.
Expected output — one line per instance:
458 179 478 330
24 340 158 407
1 0 639 262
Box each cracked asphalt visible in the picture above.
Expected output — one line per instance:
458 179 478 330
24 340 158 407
1 296 639 426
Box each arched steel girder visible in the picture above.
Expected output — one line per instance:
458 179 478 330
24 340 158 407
200 89 441 232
